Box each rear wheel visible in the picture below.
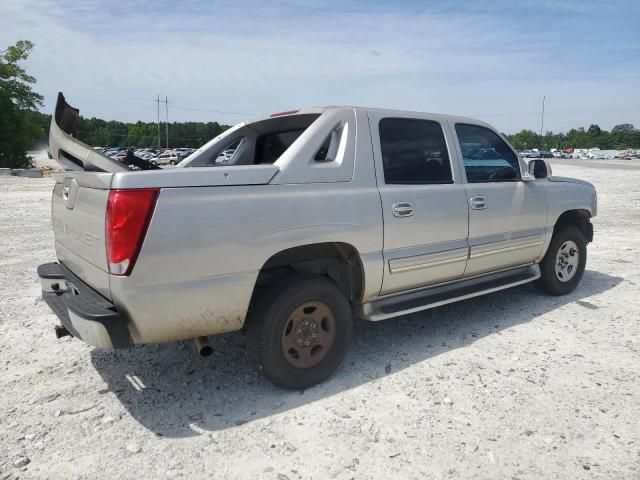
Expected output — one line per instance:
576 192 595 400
249 275 352 389
535 225 587 295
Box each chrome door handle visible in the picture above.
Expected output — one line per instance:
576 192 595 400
470 195 487 210
392 202 414 217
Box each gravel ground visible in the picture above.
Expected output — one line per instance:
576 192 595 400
1 161 639 479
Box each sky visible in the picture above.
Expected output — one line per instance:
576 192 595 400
1 0 639 133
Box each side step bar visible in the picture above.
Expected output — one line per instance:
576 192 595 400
356 264 540 321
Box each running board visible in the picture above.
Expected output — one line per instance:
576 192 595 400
356 264 540 321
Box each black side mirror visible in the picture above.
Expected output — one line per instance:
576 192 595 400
528 159 551 179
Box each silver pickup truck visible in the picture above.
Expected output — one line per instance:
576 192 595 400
39 93 596 389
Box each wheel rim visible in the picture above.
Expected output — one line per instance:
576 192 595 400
281 301 336 368
555 240 579 282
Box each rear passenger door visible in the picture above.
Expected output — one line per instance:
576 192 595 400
453 123 547 276
369 113 470 295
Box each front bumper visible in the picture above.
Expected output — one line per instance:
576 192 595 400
37 262 132 349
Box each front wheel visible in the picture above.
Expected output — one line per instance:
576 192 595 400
248 275 353 389
535 225 587 295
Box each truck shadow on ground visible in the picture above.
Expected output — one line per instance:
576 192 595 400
91 270 622 437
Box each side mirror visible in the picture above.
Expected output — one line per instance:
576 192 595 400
527 159 552 179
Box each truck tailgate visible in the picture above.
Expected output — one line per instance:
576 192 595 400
52 171 113 298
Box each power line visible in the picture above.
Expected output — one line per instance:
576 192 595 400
170 104 257 116
169 103 638 119
470 105 640 118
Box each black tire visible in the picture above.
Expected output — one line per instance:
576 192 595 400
535 225 587 295
248 274 353 390
170 160 176 165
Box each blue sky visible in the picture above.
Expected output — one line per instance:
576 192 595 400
1 0 638 132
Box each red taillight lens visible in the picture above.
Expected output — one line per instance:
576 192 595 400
105 189 159 276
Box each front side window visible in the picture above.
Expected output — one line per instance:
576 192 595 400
455 124 521 182
379 118 453 184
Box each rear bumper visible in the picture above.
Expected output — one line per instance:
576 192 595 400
37 262 132 349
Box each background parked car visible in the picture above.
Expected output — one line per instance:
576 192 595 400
173 147 195 159
152 152 180 165
215 148 239 164
519 150 539 158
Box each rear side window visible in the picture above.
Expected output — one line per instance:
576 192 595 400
455 124 521 182
215 138 244 164
379 118 453 184
314 123 347 162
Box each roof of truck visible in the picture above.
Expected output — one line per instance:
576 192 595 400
248 106 491 129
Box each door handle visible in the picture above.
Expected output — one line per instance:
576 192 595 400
470 195 487 210
392 202 414 217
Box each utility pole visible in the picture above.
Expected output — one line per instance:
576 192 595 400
540 95 546 137
154 94 161 149
165 95 169 148
153 95 170 149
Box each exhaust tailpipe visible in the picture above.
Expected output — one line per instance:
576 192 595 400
193 336 213 357
55 325 71 339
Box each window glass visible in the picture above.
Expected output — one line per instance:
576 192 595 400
215 138 243 164
455 124 521 182
315 134 332 161
314 124 345 162
255 129 305 164
379 118 453 184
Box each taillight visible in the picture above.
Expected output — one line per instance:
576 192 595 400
105 189 159 276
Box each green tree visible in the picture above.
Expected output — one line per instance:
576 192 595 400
611 124 638 149
506 129 541 149
0 40 44 168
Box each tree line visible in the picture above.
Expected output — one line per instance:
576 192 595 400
504 124 640 151
30 110 640 153
29 110 231 149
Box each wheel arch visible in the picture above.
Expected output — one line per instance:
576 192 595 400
253 242 365 303
553 209 593 243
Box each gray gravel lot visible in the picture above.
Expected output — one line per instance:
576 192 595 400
1 161 639 479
